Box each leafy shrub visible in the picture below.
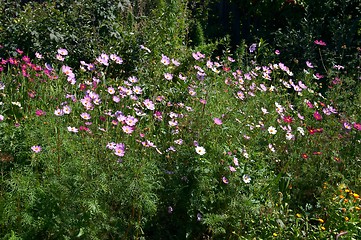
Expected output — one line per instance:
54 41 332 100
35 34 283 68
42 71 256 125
0 32 360 239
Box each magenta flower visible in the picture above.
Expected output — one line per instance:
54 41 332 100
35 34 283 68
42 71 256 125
79 126 89 131
0 115 4 121
213 118 223 125
313 111 323 121
314 40 326 46
353 123 361 131
283 116 293 124
31 145 42 153
35 109 45 116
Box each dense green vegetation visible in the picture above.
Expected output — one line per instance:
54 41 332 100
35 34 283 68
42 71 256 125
0 0 360 239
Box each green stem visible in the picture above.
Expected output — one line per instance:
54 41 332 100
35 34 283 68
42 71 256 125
318 48 328 73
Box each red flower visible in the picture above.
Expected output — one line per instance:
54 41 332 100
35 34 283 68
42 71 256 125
223 66 231 72
301 153 308 159
308 128 316 135
315 128 323 133
283 116 293 123
79 84 87 91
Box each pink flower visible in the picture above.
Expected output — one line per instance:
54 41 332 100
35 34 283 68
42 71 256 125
314 40 326 46
199 99 207 104
306 101 314 108
213 118 223 125
122 125 134 134
233 157 239 166
229 166 236 172
306 61 314 68
57 48 68 56
31 145 42 153
161 54 170 65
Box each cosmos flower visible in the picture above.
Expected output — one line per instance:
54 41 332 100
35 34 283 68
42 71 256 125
222 176 229 184
314 40 326 46
195 146 206 155
242 174 251 183
31 145 42 153
313 111 323 121
268 126 277 135
213 118 223 125
57 48 68 56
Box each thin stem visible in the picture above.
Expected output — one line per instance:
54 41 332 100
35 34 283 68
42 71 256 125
55 126 61 176
318 48 328 73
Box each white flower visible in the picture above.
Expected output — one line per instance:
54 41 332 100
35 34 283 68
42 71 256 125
243 174 251 184
285 132 294 140
67 126 78 133
195 146 206 155
268 126 277 135
261 108 269 114
297 127 305 136
268 144 275 152
54 109 64 116
62 105 71 114
11 102 22 108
